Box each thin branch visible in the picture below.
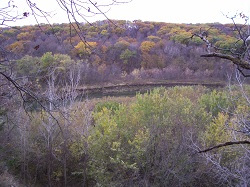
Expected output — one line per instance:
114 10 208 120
0 71 64 134
237 67 250 77
198 140 250 153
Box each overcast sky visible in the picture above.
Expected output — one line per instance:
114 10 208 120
3 0 250 26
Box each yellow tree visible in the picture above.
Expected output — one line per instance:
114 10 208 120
6 41 26 54
140 41 156 53
140 40 165 69
72 41 97 58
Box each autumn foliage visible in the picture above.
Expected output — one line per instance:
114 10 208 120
0 20 238 79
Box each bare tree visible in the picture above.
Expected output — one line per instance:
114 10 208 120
191 13 250 76
59 64 82 187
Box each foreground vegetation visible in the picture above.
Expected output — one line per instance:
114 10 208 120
1 85 250 186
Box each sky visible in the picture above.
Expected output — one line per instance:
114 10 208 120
2 0 250 26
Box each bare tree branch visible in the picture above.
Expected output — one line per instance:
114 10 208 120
200 52 250 70
198 140 250 153
191 13 250 77
191 32 212 53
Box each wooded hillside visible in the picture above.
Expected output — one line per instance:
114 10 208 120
1 20 238 85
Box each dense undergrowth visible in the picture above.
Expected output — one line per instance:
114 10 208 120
1 85 250 186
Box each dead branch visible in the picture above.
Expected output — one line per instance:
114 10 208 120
190 14 250 77
198 140 250 153
200 52 250 70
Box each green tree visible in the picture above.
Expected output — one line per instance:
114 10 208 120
120 49 136 64
199 90 230 117
16 55 40 76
